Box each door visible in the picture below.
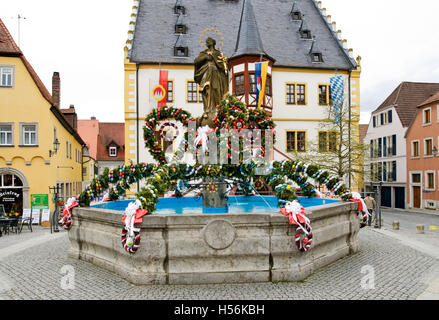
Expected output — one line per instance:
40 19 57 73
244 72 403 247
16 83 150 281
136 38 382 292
381 186 392 207
413 186 421 208
394 187 405 209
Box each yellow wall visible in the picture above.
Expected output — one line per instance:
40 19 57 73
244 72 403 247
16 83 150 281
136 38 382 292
124 46 138 196
0 55 83 211
82 156 96 184
350 56 362 192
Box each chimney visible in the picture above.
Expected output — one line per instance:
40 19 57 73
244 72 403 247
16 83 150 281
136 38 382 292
91 116 97 120
52 72 60 108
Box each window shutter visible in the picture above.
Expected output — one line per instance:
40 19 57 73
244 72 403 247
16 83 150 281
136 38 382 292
383 138 387 157
388 110 392 123
392 135 397 155
378 138 382 157
392 161 397 181
370 140 373 158
373 116 376 127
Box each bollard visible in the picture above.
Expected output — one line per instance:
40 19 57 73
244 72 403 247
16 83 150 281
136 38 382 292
416 225 425 234
392 221 400 230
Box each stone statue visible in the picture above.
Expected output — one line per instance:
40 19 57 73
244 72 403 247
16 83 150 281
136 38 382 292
194 37 229 127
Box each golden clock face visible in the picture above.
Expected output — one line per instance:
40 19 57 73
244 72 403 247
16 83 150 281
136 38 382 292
200 26 224 50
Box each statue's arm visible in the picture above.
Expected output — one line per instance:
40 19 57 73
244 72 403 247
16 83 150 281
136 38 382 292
195 53 209 66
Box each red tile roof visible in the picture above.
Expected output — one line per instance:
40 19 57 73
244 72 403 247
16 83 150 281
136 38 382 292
0 18 86 146
0 19 21 55
373 82 439 127
0 18 53 105
96 123 125 161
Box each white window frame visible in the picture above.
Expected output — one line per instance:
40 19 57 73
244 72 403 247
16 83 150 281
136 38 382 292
425 171 436 191
19 123 38 146
423 107 432 126
0 65 14 87
0 123 14 146
109 146 117 157
411 140 420 158
424 137 434 157
411 172 422 184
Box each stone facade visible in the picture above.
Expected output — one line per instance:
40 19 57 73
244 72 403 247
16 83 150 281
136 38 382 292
68 201 359 285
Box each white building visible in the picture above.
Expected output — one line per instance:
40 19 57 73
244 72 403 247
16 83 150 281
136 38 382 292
124 0 361 191
363 82 439 209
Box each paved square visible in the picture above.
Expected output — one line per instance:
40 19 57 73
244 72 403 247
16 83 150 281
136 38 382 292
0 226 437 300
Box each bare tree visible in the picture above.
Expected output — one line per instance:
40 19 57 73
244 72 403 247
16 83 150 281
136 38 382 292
288 98 369 189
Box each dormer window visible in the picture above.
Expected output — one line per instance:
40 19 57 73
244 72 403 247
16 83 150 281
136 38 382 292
175 24 187 34
174 46 188 57
311 53 323 63
174 6 185 15
291 11 302 21
109 146 117 157
300 30 312 39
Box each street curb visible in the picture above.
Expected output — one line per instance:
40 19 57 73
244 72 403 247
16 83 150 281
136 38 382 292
381 208 439 217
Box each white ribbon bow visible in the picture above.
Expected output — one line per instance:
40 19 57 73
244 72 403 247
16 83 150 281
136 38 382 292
351 192 368 214
194 125 212 153
124 200 142 239
285 201 311 236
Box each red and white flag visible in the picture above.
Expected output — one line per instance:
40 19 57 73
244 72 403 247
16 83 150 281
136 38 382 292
150 69 169 108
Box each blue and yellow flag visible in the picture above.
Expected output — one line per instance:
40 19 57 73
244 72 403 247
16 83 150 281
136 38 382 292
255 62 269 109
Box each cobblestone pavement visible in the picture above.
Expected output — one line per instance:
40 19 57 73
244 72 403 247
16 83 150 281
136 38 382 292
0 227 437 300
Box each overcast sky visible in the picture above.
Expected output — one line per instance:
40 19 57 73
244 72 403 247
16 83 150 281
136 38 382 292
2 0 439 125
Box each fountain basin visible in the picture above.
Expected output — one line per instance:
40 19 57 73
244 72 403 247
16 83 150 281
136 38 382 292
91 196 341 214
68 201 360 285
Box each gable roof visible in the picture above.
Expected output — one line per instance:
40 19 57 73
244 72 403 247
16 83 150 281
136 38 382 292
130 0 356 70
1 18 84 146
0 19 22 56
96 123 125 161
0 18 53 104
418 89 439 108
372 82 439 127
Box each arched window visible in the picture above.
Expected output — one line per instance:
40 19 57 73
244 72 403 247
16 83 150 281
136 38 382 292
0 174 23 188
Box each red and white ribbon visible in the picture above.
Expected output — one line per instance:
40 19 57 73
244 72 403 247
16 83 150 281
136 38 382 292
280 201 313 252
194 125 213 153
59 197 79 230
121 200 148 254
350 192 370 228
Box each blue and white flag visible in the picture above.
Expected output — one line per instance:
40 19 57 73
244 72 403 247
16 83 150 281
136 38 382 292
330 75 344 123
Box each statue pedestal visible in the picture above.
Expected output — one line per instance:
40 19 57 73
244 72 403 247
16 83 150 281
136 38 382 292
202 177 228 208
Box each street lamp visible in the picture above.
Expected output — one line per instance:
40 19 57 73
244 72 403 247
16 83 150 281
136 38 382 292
49 138 60 157
433 146 438 156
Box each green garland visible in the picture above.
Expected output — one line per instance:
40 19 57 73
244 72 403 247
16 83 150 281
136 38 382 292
143 105 194 165
78 95 352 213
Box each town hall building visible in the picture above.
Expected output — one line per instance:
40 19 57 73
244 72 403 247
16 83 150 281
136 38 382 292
123 0 361 192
